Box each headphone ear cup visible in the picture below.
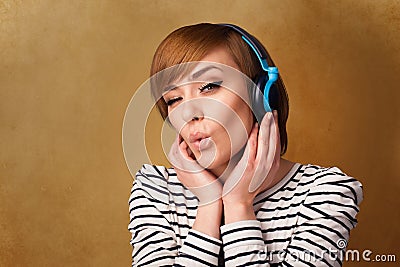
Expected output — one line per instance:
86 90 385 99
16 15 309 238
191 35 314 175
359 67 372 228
250 74 268 123
268 83 279 110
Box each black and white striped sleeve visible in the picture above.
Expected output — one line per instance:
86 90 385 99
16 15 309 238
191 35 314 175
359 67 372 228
284 169 363 266
219 168 363 267
128 165 222 266
220 220 267 266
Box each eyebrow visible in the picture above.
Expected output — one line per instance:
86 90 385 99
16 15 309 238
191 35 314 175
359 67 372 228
162 84 177 94
162 65 223 94
191 65 223 79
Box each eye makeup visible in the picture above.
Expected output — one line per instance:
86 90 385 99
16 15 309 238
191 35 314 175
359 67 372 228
198 80 223 92
166 96 182 106
165 80 224 106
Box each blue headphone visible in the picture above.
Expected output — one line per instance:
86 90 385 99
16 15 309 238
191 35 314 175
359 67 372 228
219 24 279 121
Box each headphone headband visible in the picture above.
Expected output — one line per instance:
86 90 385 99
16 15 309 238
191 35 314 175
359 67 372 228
219 23 279 113
219 24 270 71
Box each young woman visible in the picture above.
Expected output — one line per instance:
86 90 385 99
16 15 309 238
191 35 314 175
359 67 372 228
128 23 363 267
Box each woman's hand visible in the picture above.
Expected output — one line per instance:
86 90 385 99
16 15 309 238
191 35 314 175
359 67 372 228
222 111 281 209
168 134 223 206
169 134 223 238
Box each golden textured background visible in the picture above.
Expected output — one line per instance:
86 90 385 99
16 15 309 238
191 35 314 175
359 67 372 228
1 0 399 266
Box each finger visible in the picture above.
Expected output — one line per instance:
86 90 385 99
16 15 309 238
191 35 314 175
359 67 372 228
179 139 196 163
249 113 275 192
238 123 258 164
169 134 190 171
179 139 190 157
180 139 195 160
261 112 277 175
273 110 281 164
263 115 278 178
269 110 281 160
273 110 278 123
248 122 259 161
224 123 258 195
264 116 281 185
266 116 277 166
169 134 179 156
170 134 180 155
256 112 273 161
168 140 180 167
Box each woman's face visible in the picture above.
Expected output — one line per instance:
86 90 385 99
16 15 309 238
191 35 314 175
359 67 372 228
162 46 255 175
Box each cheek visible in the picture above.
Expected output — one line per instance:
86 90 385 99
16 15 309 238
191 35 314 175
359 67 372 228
216 130 232 160
196 96 252 161
223 96 254 140
230 97 254 133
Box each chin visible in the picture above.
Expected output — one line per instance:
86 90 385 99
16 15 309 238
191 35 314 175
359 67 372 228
193 142 241 173
198 151 231 174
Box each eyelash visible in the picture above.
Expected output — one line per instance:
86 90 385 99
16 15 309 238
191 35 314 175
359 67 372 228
166 98 180 106
166 81 223 106
199 80 223 92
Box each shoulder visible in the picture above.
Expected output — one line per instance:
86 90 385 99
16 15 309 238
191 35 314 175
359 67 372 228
135 164 170 187
131 164 172 204
298 164 364 221
301 164 363 203
131 164 196 205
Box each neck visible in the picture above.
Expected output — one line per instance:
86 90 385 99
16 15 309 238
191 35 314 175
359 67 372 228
263 158 296 192
209 155 296 191
209 147 245 181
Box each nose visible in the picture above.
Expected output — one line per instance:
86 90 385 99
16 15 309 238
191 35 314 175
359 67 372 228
182 100 204 123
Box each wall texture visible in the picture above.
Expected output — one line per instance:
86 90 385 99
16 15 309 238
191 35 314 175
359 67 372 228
1 0 399 266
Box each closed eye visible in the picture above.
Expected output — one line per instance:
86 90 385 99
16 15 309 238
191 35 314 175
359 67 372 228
166 96 182 106
165 80 223 106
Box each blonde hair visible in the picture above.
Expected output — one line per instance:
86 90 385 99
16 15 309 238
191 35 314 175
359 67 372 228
150 23 289 155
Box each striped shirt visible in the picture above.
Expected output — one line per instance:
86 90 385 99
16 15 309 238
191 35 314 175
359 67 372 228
128 163 363 266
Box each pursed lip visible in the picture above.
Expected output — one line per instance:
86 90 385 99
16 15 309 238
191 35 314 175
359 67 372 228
188 132 210 150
